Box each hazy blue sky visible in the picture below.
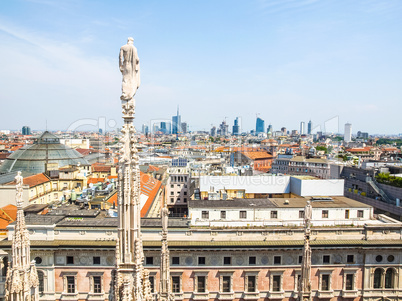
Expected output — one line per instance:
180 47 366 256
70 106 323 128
0 0 401 135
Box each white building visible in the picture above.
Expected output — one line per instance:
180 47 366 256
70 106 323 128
300 121 305 135
344 123 352 143
189 197 374 227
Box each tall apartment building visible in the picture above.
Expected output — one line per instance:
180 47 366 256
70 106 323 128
256 117 265 134
165 158 191 217
344 123 352 143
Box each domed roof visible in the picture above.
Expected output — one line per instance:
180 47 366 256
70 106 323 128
0 131 89 175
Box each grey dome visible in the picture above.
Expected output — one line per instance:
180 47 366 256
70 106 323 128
0 131 89 175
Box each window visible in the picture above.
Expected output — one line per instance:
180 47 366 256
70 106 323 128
385 269 395 289
172 257 180 265
239 211 247 219
93 256 100 265
198 257 206 265
222 276 231 292
146 257 154 265
197 276 206 293
271 211 278 219
149 276 155 293
171 184 174 188
387 255 395 262
357 210 364 218
202 211 209 219
345 274 354 290
172 276 181 293
170 191 174 196
66 256 74 265
345 210 350 219
299 210 304 218
224 257 231 265
93 276 101 293
184 191 187 195
321 274 330 291
35 256 42 265
38 271 44 293
66 276 75 293
272 275 281 292
346 255 354 263
375 255 383 262
274 256 281 265
323 255 330 264
170 198 174 203
299 256 303 264
247 276 256 292
221 211 226 219
249 256 256 265
373 268 383 288
322 210 328 218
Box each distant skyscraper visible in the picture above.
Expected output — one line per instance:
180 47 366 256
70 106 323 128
281 127 287 135
172 106 181 135
232 117 240 136
181 122 188 134
307 120 312 135
142 124 149 135
300 122 305 135
256 117 265 134
210 126 216 137
344 123 352 142
218 121 229 136
160 122 168 134
22 126 31 135
267 124 273 134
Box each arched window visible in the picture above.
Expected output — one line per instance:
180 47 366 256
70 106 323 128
373 268 383 289
1 257 8 277
385 268 395 289
38 270 44 293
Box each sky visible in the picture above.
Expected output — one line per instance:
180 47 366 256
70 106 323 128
0 0 401 135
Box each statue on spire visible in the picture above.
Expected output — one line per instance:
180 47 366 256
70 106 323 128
110 38 152 301
4 172 39 301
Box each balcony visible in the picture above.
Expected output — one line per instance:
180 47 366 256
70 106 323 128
341 290 359 298
268 291 285 299
218 292 234 300
317 290 334 298
192 292 209 300
242 291 260 299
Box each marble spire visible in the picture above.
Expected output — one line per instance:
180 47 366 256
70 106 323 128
158 201 174 301
4 172 39 301
298 200 312 301
110 38 152 301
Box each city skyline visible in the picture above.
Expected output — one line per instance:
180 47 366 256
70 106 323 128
0 1 401 134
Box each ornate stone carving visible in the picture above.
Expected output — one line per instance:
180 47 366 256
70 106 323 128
4 172 39 301
158 202 174 301
298 201 312 301
110 38 151 301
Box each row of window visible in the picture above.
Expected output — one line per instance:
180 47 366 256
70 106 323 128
155 272 355 294
170 176 188 182
201 210 364 220
145 254 357 266
40 267 398 295
61 256 101 265
170 198 187 203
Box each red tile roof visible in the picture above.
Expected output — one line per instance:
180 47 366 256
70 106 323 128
7 173 50 188
92 164 111 172
241 151 273 160
0 205 17 230
88 178 105 184
107 171 162 218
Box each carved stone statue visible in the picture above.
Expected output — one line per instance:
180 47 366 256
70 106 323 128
119 37 140 100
